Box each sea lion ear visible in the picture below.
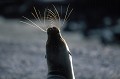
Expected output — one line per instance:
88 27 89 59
68 51 72 56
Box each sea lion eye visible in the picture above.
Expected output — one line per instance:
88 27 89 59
52 27 59 32
47 28 53 34
49 28 52 31
47 27 60 34
47 28 52 32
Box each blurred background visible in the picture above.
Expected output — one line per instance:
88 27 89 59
0 0 120 79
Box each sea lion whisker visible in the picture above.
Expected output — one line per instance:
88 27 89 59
20 21 45 32
47 14 54 19
32 11 44 28
47 16 55 27
50 21 55 27
20 21 46 32
62 4 70 26
44 8 47 28
33 7 41 22
22 16 46 32
52 4 61 28
47 9 56 16
47 9 57 20
47 12 52 18
33 7 45 27
38 10 45 27
65 8 73 22
47 12 56 25
38 10 42 19
47 14 55 20
31 12 37 19
20 21 37 27
49 19 54 23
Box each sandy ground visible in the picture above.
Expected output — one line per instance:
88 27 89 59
0 18 120 79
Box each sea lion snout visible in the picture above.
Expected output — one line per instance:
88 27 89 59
47 27 60 35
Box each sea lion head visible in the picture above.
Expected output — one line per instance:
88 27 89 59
47 27 61 39
47 27 60 35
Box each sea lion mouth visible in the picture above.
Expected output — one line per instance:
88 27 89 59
47 27 60 35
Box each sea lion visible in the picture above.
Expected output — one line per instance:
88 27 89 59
46 27 75 79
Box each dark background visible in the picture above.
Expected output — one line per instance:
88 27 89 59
0 0 120 43
0 0 120 79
